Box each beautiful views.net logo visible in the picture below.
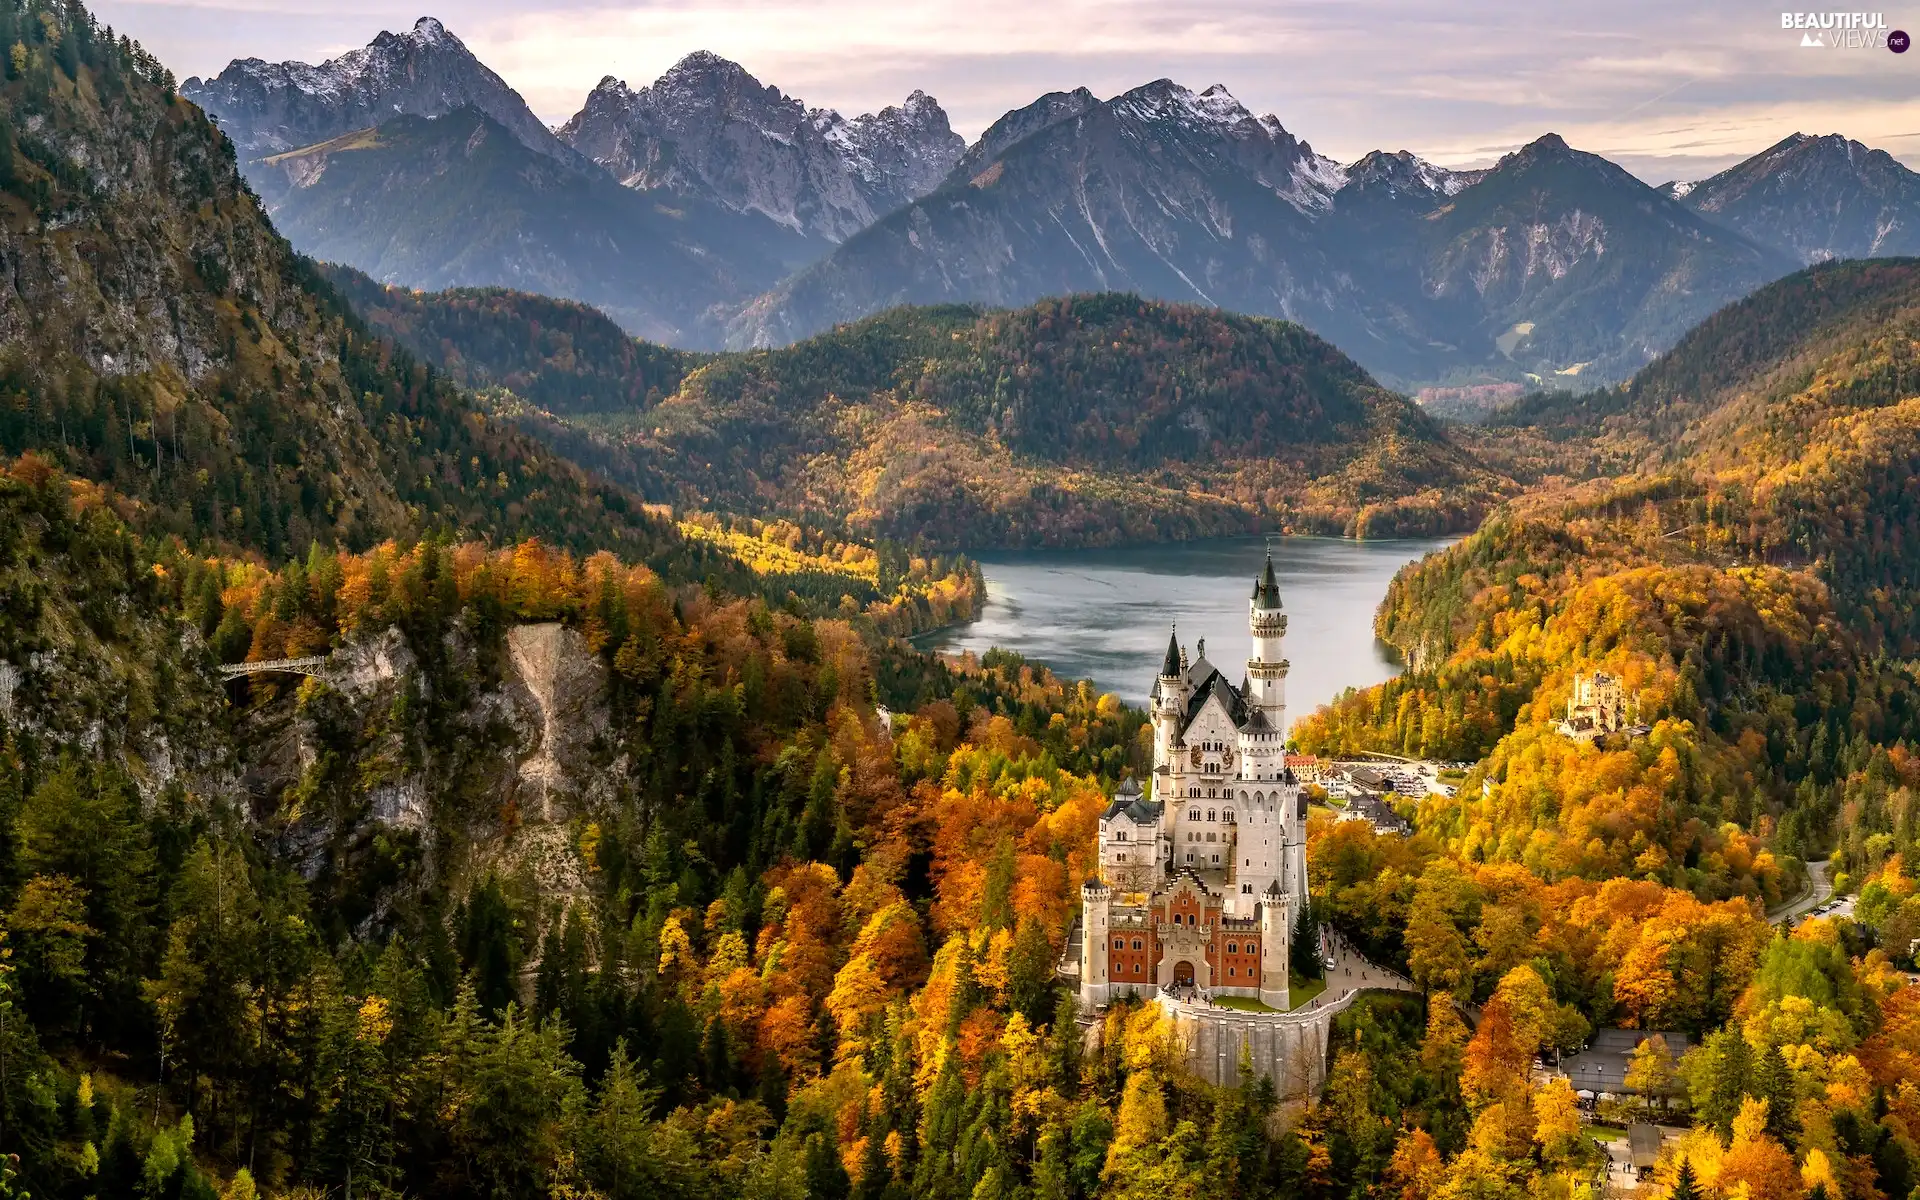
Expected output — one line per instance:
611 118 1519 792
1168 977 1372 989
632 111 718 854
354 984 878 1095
1780 11 1902 48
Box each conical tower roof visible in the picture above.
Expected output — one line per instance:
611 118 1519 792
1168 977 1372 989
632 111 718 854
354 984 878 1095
1252 551 1282 610
1160 626 1181 677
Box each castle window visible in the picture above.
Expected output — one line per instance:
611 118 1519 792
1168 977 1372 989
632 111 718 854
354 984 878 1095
1189 807 1201 821
1185 852 1195 863
1114 830 1127 841
1206 809 1216 822
1133 963 1141 974
1227 942 1238 954
1211 854 1220 865
1114 938 1125 949
1132 939 1143 951
1224 808 1235 823
1229 967 1236 977
1205 832 1215 843
1242 883 1252 894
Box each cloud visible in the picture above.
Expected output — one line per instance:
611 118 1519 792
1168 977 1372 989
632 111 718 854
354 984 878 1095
90 0 1920 180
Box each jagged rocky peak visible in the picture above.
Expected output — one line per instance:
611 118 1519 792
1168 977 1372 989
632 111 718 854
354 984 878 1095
1672 130 1920 263
558 52 962 242
949 87 1098 183
1341 149 1470 199
183 15 576 168
1094 78 1347 212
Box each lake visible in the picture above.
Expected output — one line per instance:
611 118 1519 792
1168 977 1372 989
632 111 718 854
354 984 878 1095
925 536 1455 717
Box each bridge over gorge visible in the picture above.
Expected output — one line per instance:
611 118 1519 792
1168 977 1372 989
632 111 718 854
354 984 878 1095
218 655 332 681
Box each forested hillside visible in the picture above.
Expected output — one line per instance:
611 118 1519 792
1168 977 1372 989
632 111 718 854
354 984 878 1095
1278 256 1920 1200
334 280 1503 547
0 2 699 568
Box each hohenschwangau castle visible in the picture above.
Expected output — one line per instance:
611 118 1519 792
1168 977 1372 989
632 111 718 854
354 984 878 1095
1079 554 1309 1010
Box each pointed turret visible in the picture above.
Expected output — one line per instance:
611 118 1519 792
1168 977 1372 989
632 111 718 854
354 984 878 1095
1247 549 1288 739
1160 626 1181 678
1252 550 1282 610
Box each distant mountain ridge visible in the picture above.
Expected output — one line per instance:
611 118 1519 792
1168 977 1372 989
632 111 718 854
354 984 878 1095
182 21 1920 391
731 113 1791 389
559 52 963 243
183 17 578 168
249 106 814 345
1668 132 1920 264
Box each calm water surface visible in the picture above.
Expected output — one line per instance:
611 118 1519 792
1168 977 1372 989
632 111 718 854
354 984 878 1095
926 536 1455 715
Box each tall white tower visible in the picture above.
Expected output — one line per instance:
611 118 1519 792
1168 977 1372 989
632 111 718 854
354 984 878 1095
1152 627 1186 792
1247 552 1288 735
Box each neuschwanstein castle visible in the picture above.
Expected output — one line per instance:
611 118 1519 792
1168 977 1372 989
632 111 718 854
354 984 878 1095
1079 554 1310 1010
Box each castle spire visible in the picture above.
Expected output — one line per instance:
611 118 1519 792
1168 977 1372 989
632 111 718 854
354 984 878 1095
1161 625 1181 677
1252 550 1282 610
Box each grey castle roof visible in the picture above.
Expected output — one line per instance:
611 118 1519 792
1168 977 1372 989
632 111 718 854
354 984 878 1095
1182 664 1249 730
1103 775 1161 824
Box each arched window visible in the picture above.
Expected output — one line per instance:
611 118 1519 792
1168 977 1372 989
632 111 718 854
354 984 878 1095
1189 807 1201 821
1114 938 1125 949
1206 809 1216 821
1242 883 1253 894
1223 808 1235 823
1227 942 1238 954
1132 939 1143 951
1211 853 1220 865
1114 830 1128 841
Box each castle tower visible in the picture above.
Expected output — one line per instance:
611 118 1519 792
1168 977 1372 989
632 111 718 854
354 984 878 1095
1152 626 1186 803
1258 887 1292 1010
1080 879 1114 1008
1247 553 1288 737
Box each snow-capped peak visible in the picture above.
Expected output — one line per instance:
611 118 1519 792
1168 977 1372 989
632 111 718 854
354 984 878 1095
1287 152 1349 212
409 17 450 45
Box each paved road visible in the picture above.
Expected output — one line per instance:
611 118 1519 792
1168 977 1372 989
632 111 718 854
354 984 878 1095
1769 859 1832 924
1294 930 1418 1013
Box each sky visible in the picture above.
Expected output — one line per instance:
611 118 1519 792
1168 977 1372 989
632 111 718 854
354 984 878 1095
90 0 1920 182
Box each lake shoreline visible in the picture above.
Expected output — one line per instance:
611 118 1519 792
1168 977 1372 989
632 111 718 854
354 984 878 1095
923 534 1457 713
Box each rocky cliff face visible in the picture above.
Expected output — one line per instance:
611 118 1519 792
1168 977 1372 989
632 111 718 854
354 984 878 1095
558 51 963 242
1416 134 1795 380
241 620 612 920
945 87 1098 185
1673 132 1920 264
182 17 578 172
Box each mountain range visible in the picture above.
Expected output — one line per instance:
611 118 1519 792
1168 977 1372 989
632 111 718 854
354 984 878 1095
183 18 1920 390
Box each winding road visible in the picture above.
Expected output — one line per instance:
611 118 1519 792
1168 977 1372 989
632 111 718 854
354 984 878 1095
1768 859 1832 924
